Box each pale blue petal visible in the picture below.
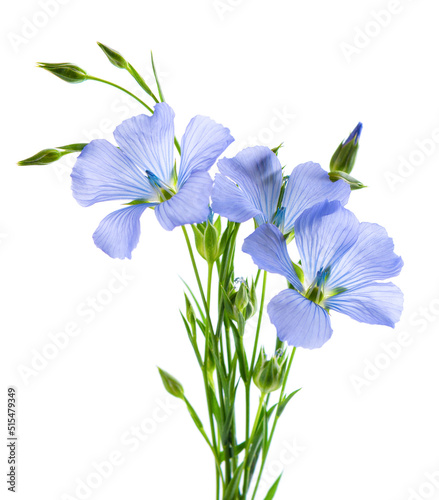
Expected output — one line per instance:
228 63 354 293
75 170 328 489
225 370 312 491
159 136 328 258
114 103 175 183
178 116 234 187
325 282 404 327
71 139 154 207
211 146 282 225
155 171 213 230
242 224 303 291
93 203 154 259
283 162 351 234
267 289 333 349
327 222 403 290
295 201 359 286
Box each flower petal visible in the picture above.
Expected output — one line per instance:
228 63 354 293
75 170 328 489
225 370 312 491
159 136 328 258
155 171 213 231
295 201 359 286
113 103 175 183
325 282 404 327
242 224 303 291
327 222 403 290
282 162 351 234
211 146 282 225
93 203 154 259
178 116 234 187
267 289 333 349
71 139 154 207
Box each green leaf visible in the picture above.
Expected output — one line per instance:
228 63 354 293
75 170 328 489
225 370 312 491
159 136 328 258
183 396 204 430
263 473 283 500
223 463 244 500
230 321 248 383
276 388 301 417
180 277 205 323
151 51 165 102
219 441 246 462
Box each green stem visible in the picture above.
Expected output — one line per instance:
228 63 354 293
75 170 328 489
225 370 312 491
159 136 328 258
87 76 154 113
250 271 267 376
243 393 266 494
181 226 221 497
250 348 297 500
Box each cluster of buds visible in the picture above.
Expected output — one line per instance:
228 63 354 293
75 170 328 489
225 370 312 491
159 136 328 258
224 278 257 322
253 348 288 394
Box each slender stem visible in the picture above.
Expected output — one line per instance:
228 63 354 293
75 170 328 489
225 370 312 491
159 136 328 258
250 348 297 500
250 271 267 376
181 226 221 496
243 393 266 493
87 76 154 113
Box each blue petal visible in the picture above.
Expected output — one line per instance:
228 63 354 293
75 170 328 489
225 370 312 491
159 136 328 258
113 103 175 184
282 162 351 234
327 222 403 290
242 224 303 291
325 282 403 327
155 171 213 231
211 146 282 225
93 203 154 259
178 116 234 187
267 289 333 349
295 201 359 286
71 139 154 207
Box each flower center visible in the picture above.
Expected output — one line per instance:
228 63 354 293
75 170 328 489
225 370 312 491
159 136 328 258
145 170 176 202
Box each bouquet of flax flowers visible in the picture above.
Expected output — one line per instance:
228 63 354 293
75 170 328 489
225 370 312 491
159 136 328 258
19 43 403 500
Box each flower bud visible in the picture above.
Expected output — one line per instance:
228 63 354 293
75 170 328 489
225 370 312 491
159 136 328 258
227 278 257 322
17 148 64 166
157 367 184 399
330 122 362 174
37 62 88 84
97 42 129 70
253 348 287 394
192 217 223 265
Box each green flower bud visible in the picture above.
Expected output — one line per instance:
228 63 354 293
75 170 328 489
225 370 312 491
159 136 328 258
184 294 196 330
157 367 184 399
191 217 223 265
330 122 362 175
253 348 287 394
37 62 88 84
17 148 64 166
97 42 129 70
227 279 257 322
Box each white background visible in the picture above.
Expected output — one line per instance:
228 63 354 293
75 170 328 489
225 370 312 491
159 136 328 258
2 1 439 499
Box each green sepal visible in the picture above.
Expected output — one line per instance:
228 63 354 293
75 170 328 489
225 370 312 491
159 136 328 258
37 62 88 83
292 261 304 284
191 225 206 260
204 221 219 264
157 367 184 399
328 170 366 190
230 319 248 383
271 143 283 156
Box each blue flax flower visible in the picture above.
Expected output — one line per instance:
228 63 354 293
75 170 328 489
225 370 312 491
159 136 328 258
71 103 234 259
211 146 350 234
243 201 403 349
